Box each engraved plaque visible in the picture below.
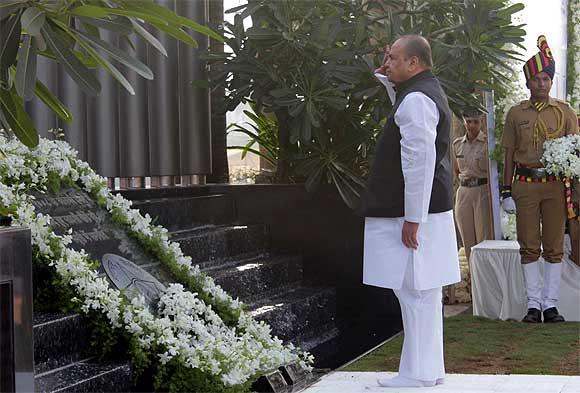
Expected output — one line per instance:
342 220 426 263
102 254 166 307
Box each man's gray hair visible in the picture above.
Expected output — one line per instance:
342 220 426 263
398 35 433 68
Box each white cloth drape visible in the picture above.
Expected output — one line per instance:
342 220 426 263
471 239 580 321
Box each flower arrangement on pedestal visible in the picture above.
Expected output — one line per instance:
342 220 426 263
0 133 312 392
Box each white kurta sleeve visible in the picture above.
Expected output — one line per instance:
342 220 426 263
374 72 396 104
394 92 439 223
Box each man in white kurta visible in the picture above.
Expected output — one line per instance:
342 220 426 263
362 35 461 388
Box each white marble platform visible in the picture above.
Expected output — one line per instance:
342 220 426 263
300 372 580 393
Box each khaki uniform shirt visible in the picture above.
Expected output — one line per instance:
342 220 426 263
501 98 579 167
453 131 488 181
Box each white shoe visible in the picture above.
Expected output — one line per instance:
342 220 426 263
436 378 445 385
377 375 436 388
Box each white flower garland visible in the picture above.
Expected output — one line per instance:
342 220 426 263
541 135 580 179
0 135 312 388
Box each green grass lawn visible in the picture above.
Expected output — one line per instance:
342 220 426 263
343 314 580 375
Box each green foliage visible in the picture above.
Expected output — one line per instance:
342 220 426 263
0 0 222 147
153 359 252 393
567 0 580 108
212 0 526 208
227 104 280 168
32 245 80 313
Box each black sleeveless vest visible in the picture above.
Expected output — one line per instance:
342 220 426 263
360 70 453 218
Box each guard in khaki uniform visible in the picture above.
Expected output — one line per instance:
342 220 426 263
569 114 580 267
453 110 494 261
501 36 579 323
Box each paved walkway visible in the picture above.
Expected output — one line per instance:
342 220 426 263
300 372 580 393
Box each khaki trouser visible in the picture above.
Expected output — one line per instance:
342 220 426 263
454 185 493 261
512 180 566 263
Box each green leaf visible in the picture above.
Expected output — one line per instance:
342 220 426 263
0 12 22 69
0 87 38 147
150 21 198 48
225 4 248 14
75 29 153 80
15 35 37 100
119 0 223 42
76 16 132 34
41 23 101 96
62 27 136 95
191 79 210 88
0 1 24 20
34 34 47 51
34 79 73 123
21 6 45 36
130 19 167 57
70 5 168 26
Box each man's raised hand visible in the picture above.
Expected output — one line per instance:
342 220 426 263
375 45 390 75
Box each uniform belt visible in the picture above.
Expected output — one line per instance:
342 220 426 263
459 177 488 187
515 167 550 179
516 167 559 181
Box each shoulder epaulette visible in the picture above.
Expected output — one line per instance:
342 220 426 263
554 98 572 108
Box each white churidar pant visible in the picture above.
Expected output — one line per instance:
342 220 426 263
394 258 445 382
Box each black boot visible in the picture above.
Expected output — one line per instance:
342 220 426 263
522 308 542 323
543 307 565 323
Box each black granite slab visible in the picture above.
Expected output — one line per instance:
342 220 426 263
131 194 235 231
171 224 269 266
206 255 303 302
248 286 336 342
34 360 132 393
33 313 90 374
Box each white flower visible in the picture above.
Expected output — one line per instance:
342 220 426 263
0 135 313 388
542 135 580 179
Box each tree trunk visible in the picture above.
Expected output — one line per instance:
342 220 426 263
206 0 229 183
274 110 290 183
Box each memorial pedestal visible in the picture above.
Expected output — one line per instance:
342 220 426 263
0 227 34 393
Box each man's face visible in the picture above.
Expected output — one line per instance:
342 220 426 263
527 71 552 100
463 116 482 135
385 40 415 84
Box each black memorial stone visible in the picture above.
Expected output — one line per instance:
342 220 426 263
31 188 173 284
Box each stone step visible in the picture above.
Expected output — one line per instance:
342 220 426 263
34 360 132 393
171 224 269 265
33 313 91 375
205 255 303 302
294 323 342 368
132 194 235 231
248 286 336 343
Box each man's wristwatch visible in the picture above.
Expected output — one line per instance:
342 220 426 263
500 185 512 199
